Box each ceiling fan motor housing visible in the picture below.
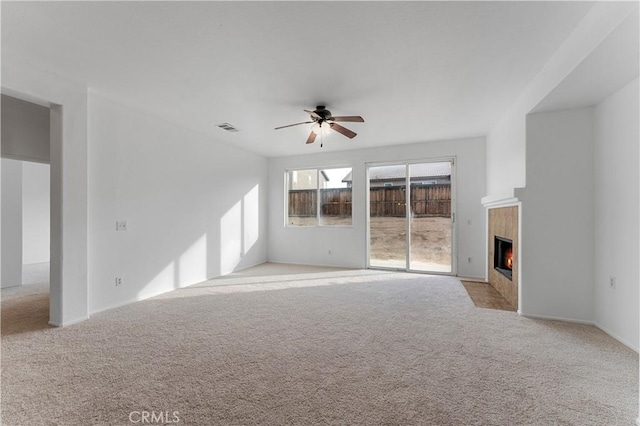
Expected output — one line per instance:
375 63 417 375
314 106 331 121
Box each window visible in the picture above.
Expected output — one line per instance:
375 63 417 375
287 167 352 226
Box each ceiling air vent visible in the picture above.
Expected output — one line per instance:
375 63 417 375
216 123 239 132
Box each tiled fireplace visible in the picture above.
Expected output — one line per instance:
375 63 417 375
488 206 518 308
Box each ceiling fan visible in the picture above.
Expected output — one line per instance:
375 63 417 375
275 105 364 145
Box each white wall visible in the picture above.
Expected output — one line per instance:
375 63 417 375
593 79 639 350
1 94 50 163
1 159 50 286
22 161 50 265
268 137 486 278
1 159 23 288
519 108 594 323
88 94 268 314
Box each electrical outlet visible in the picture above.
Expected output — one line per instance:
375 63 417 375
609 276 616 289
115 277 122 287
467 257 472 263
116 221 127 231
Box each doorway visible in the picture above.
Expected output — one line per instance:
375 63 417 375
367 160 455 274
1 94 54 331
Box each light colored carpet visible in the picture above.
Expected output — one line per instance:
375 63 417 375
1 263 637 425
2 263 50 336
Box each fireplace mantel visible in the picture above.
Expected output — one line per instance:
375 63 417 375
481 188 522 209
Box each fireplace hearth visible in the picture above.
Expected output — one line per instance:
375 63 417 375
494 236 513 280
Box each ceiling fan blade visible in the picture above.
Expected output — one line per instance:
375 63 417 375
304 109 322 120
275 121 313 130
306 131 317 144
330 116 364 123
330 123 357 139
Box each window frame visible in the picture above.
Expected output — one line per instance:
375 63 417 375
285 166 353 228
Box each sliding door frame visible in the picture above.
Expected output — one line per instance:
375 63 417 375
366 157 457 275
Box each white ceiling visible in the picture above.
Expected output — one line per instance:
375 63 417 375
2 1 599 157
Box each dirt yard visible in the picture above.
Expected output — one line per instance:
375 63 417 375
287 216 452 271
370 216 451 271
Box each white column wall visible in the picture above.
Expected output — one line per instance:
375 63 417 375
519 108 594 323
593 79 639 351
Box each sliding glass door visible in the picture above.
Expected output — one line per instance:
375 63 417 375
367 160 454 274
368 164 407 269
408 162 453 273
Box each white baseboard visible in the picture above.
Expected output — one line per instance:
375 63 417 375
518 312 595 326
89 296 144 316
519 312 639 353
594 322 639 353
89 274 226 316
90 282 195 316
48 315 89 328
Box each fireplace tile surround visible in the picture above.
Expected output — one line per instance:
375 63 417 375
488 206 518 309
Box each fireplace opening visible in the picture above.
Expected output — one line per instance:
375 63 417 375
494 236 513 280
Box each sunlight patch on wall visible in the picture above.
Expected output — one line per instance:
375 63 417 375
243 185 259 254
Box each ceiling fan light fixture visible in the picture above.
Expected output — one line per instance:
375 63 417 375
311 121 332 135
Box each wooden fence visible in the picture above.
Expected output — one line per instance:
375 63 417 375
288 184 451 218
288 188 352 217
